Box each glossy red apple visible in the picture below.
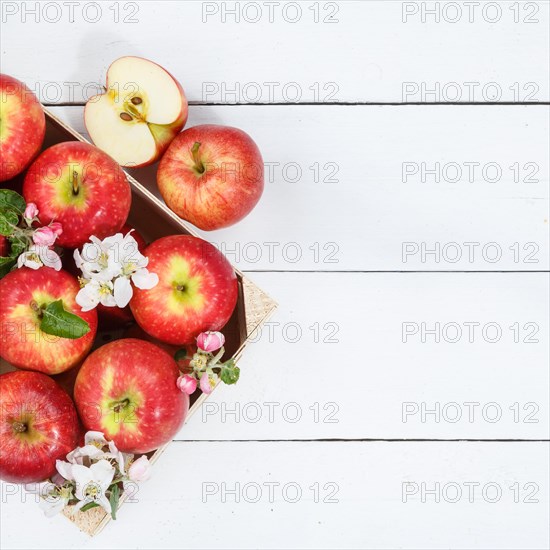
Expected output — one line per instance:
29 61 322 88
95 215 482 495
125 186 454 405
130 235 238 345
0 74 46 182
0 267 98 374
85 56 188 167
157 125 264 230
0 371 80 483
23 141 131 248
74 338 189 453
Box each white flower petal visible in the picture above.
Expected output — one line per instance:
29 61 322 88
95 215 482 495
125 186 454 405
38 247 62 271
132 269 159 290
56 460 74 481
39 496 67 518
71 464 94 501
90 460 116 490
85 431 108 446
99 291 117 308
97 494 112 514
73 249 83 269
113 277 133 308
76 285 100 312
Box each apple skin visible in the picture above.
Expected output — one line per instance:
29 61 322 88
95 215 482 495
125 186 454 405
0 267 98 374
157 125 264 230
74 338 189 454
0 371 80 483
22 141 132 248
130 235 238 345
0 74 46 182
84 56 188 168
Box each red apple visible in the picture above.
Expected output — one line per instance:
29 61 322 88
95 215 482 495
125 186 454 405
130 235 238 345
74 338 188 453
85 56 188 167
0 371 80 483
0 267 98 374
124 323 197 369
157 125 264 230
23 141 131 248
0 74 46 182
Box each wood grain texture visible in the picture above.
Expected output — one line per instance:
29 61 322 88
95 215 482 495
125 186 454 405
47 104 550 271
1 441 548 549
2 1 549 104
175 271 550 441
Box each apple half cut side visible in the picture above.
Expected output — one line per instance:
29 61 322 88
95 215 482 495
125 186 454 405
84 56 188 168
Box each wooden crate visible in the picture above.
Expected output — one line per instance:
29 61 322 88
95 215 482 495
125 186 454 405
0 109 277 536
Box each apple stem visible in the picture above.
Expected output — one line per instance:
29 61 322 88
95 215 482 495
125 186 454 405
30 300 43 319
113 398 130 413
191 142 205 174
12 422 27 433
71 171 79 195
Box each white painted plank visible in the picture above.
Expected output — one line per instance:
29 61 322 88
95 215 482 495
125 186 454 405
172 272 550 441
47 105 550 271
2 1 549 104
1 442 548 549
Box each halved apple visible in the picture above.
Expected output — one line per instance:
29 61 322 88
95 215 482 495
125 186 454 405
85 56 188 167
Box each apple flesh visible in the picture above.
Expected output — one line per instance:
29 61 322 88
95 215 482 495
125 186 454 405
23 141 132 248
0 371 80 483
85 56 188 168
0 74 46 182
157 124 264 230
74 338 189 453
0 267 98 374
130 235 238 345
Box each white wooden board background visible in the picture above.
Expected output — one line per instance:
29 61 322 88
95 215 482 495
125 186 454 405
1 1 549 549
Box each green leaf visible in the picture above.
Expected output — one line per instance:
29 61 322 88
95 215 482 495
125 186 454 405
0 256 16 279
7 235 26 257
220 360 240 385
0 209 19 236
40 300 91 339
0 190 26 214
109 484 120 520
79 501 99 513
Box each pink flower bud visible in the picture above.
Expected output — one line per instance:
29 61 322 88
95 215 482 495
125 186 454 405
199 372 217 394
24 202 38 220
128 456 151 482
196 331 225 353
32 226 57 247
177 374 197 395
49 222 63 236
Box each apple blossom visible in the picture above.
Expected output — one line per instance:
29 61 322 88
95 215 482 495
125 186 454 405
196 331 225 353
71 459 115 514
76 279 117 311
74 232 158 311
199 372 218 394
17 245 62 271
23 202 39 222
25 481 70 518
49 222 63 236
127 456 152 483
32 226 57 247
177 374 197 395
